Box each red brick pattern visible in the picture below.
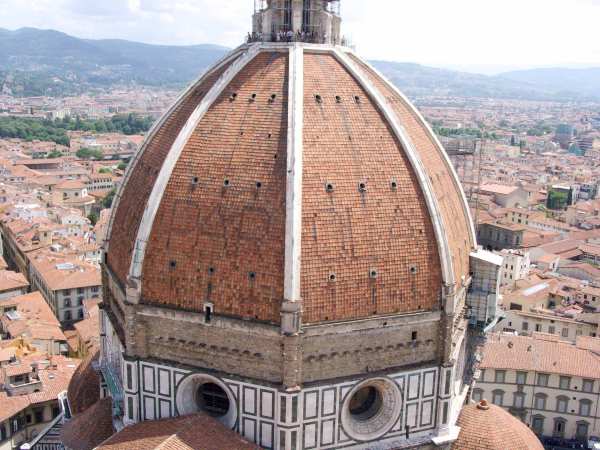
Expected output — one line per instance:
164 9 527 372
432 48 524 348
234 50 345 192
61 398 115 450
106 58 237 287
453 402 543 449
350 55 474 285
96 413 261 450
141 52 289 323
301 52 442 323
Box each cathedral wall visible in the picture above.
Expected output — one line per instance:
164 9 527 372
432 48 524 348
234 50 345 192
121 356 444 450
128 305 285 383
300 312 441 383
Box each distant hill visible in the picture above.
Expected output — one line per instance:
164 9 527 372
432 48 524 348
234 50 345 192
0 27 598 102
0 28 229 95
499 67 600 100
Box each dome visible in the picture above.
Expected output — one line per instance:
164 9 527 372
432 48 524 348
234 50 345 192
105 42 475 324
452 400 543 450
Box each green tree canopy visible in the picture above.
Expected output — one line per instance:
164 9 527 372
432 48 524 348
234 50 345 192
76 147 104 160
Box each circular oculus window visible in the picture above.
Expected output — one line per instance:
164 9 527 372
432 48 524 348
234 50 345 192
175 374 237 429
341 378 402 442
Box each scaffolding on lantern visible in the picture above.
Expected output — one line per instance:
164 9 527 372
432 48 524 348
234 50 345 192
252 0 343 44
325 0 341 16
440 136 485 231
254 0 293 33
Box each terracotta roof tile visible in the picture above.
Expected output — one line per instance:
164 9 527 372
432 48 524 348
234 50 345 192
480 333 600 379
67 348 100 415
96 413 261 450
453 400 543 450
61 397 115 450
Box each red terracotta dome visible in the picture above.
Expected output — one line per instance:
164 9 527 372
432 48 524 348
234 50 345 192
105 42 475 324
453 400 544 450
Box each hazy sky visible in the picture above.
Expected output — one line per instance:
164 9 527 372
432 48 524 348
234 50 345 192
1 0 599 73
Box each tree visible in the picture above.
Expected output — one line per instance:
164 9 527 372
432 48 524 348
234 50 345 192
117 162 127 171
76 147 104 160
47 150 63 158
103 188 117 209
87 212 99 225
98 167 112 174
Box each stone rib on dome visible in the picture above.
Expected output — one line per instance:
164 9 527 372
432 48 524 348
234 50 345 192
349 55 476 285
105 50 244 287
105 42 475 324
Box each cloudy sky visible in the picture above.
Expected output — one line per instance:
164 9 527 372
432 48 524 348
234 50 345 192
1 0 599 73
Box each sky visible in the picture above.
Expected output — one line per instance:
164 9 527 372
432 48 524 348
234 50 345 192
0 0 599 74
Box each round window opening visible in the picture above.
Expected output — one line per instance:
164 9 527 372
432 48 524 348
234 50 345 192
196 383 230 418
349 386 383 421
341 378 402 442
176 374 237 429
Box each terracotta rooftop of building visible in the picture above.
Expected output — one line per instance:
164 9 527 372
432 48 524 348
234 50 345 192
29 249 100 291
479 184 520 196
67 349 100 415
0 292 65 342
480 333 600 379
0 355 80 422
56 179 86 190
0 269 29 292
61 397 115 450
452 400 543 450
95 413 262 450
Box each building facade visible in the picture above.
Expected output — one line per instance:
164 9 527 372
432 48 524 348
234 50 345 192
474 333 600 443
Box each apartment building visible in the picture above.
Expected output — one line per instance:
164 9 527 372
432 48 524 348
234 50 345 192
497 249 531 287
0 355 79 450
27 250 101 325
498 308 598 343
474 333 600 442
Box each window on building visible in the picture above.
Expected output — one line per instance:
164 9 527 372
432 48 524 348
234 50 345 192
127 397 134 421
537 373 549 387
580 400 592 417
559 376 571 390
576 421 590 441
534 393 547 410
78 309 84 320
91 286 99 293
583 379 594 393
549 325 556 334
64 310 72 321
472 389 483 403
516 372 527 385
77 287 84 294
492 390 504 406
553 418 567 438
513 392 525 409
34 409 44 423
64 298 71 308
535 324 542 332
522 322 529 331
0 423 6 441
532 416 544 435
562 328 570 338
126 365 133 390
556 396 569 413
495 370 506 383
